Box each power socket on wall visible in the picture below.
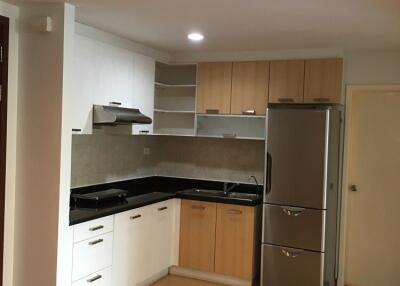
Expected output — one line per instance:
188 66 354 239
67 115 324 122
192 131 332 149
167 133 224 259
143 147 151 155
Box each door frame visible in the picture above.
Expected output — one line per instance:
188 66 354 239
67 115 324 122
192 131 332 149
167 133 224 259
337 84 400 286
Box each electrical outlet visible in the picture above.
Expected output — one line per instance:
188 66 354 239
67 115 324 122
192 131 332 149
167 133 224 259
143 147 151 155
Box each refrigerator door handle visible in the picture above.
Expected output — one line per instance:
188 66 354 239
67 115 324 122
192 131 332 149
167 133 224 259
266 152 272 194
280 247 304 258
281 206 306 217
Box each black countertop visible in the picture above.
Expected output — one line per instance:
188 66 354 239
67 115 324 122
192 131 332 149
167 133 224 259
70 176 263 226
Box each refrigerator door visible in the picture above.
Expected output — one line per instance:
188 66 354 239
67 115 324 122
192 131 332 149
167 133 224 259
263 204 326 251
265 108 329 209
261 244 324 286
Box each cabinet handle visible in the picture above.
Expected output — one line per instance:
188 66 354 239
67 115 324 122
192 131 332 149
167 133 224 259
158 206 168 211
313 97 331 103
242 109 256 115
226 209 242 215
88 238 103 246
278 98 295 103
206 109 219 114
87 275 102 283
109 101 122 106
139 130 149 134
72 128 82 132
89 225 104 232
130 214 142 220
191 205 206 210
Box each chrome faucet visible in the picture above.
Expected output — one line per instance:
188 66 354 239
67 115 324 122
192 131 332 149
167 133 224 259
223 182 239 196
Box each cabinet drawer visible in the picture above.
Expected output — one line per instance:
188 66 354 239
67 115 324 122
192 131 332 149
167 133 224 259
262 244 324 286
72 232 113 281
72 267 112 286
263 204 326 251
74 216 114 243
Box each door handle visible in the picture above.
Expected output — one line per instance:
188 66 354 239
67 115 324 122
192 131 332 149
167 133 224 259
206 109 219 114
158 206 168 211
266 152 272 194
88 238 103 246
281 248 303 258
130 214 142 220
281 206 305 217
87 275 102 283
89 225 104 232
350 185 358 192
226 209 243 215
242 109 256 115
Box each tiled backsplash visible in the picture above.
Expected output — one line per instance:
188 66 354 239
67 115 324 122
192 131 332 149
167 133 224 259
71 135 265 188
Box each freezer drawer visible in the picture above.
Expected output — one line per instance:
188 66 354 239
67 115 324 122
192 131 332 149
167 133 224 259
263 204 326 251
265 108 330 209
261 244 324 286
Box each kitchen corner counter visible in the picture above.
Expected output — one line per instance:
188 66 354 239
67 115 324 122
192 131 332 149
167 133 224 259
70 176 263 226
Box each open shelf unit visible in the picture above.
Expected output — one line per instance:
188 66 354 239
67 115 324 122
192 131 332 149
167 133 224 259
153 62 197 136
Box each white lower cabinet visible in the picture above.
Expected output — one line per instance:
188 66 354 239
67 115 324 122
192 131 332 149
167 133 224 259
112 199 177 286
72 232 113 281
72 267 112 286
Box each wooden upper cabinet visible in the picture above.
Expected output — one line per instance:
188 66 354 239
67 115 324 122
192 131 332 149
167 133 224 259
179 200 217 272
196 62 233 114
215 203 255 280
231 61 269 115
269 60 305 104
304 58 343 104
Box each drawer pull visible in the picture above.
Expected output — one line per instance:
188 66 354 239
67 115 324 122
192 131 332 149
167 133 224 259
226 209 243 215
109 101 122 106
139 130 149 134
72 128 82 132
130 214 142 220
206 109 219 114
242 109 256 115
89 225 104 232
281 248 304 258
87 275 102 283
313 97 330 102
158 206 168 211
191 205 206 210
278 98 295 103
88 238 103 246
281 206 305 217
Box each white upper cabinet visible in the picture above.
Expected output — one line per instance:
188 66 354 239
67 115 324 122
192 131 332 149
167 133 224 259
71 34 154 134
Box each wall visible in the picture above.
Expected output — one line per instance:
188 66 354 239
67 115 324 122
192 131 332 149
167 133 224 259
71 135 265 188
0 2 19 286
14 3 74 286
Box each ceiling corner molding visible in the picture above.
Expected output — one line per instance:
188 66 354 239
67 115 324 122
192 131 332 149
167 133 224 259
170 48 345 63
75 22 171 63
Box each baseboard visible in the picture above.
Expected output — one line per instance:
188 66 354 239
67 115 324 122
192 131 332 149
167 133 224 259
137 268 169 286
169 266 252 286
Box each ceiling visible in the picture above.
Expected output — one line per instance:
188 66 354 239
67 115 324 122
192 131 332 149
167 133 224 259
14 0 400 53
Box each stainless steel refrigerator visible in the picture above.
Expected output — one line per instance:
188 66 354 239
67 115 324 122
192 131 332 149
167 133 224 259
261 105 342 286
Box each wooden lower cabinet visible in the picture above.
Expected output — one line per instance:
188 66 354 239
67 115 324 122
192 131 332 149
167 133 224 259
179 200 217 272
215 204 255 279
179 200 256 281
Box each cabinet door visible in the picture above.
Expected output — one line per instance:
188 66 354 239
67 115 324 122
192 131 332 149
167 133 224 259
196 62 233 114
215 204 255 280
179 200 217 272
304 58 343 104
151 199 175 275
231 61 269 115
112 206 152 286
269 60 305 104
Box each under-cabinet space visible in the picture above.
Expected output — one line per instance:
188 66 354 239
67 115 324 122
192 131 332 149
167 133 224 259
196 114 265 140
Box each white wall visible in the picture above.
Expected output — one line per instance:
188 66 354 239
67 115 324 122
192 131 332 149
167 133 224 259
14 3 74 286
0 2 19 286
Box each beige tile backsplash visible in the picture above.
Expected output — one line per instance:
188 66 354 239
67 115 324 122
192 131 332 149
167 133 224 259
71 135 265 188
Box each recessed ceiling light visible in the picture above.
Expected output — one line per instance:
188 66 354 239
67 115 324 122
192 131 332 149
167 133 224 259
188 32 205 42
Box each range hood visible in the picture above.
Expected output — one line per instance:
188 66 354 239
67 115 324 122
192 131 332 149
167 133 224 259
93 105 152 126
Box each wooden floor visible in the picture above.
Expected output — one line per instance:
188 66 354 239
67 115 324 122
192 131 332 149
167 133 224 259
151 275 226 286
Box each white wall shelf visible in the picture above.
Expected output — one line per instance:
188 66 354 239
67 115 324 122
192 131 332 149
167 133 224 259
155 82 196 88
154 108 195 114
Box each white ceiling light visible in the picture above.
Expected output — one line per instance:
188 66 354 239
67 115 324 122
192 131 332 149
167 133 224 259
187 32 205 42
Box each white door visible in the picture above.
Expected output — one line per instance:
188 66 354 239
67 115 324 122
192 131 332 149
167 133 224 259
344 89 400 286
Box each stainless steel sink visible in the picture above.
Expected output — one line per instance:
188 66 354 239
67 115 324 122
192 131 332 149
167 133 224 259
178 189 259 201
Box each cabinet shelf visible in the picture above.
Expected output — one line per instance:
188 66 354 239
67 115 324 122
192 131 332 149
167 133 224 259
155 82 196 88
154 108 195 114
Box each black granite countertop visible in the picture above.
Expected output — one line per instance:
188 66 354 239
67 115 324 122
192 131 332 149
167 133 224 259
70 176 263 226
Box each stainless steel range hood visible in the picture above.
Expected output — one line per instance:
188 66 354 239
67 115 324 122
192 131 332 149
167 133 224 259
93 105 152 126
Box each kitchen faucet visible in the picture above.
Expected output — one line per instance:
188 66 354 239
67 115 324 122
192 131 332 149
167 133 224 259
223 182 239 196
